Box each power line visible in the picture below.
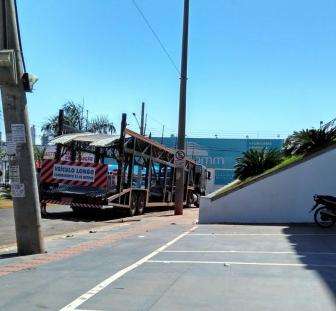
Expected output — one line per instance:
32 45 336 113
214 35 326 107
131 0 180 75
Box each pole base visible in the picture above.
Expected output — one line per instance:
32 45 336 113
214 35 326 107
174 208 183 215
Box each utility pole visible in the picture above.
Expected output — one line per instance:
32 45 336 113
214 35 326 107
55 109 64 160
140 102 145 135
0 0 44 254
175 0 189 215
161 124 165 144
132 102 145 135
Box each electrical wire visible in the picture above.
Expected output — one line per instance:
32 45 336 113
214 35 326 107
131 0 180 75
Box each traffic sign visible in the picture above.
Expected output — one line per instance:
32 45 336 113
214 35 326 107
175 150 186 168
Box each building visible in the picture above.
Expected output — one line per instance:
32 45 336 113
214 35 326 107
156 137 283 193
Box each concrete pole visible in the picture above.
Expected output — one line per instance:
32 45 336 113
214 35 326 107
161 124 165 144
140 102 145 135
55 109 64 160
0 0 44 254
175 0 189 215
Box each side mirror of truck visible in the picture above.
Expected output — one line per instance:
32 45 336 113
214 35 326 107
207 171 211 180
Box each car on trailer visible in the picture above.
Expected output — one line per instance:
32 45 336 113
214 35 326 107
39 114 209 216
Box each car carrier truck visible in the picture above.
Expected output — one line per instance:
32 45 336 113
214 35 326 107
39 114 209 216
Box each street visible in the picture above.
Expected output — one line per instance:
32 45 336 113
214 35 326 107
0 205 178 248
0 208 335 310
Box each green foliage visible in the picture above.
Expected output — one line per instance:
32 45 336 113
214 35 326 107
42 101 116 137
0 147 6 160
0 187 12 200
283 124 336 156
88 115 116 134
234 148 282 180
271 154 304 170
212 154 305 200
33 146 45 162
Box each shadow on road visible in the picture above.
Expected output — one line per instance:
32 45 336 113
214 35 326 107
43 208 126 223
284 225 336 303
43 206 175 223
0 252 18 259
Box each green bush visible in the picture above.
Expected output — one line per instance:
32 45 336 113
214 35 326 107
283 124 336 156
234 148 282 180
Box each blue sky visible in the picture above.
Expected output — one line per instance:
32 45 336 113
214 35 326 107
10 0 336 140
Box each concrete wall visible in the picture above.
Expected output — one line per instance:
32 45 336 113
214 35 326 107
199 147 336 224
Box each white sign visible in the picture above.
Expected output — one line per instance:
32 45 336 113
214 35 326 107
175 150 186 168
6 133 16 155
11 124 26 143
80 152 95 163
60 151 95 163
11 182 25 198
9 165 20 182
43 145 56 160
53 164 95 182
61 151 71 161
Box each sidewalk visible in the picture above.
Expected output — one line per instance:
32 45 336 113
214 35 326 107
0 211 335 310
0 205 193 248
0 208 198 276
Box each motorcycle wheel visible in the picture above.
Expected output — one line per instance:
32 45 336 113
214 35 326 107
314 206 336 228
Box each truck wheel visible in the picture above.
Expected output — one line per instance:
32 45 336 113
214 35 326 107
129 193 137 217
194 194 200 208
136 193 146 215
40 203 47 218
71 206 81 215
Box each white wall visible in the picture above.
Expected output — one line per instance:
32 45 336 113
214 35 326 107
199 147 336 224
205 168 217 194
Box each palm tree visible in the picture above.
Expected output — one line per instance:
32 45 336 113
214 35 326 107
283 124 336 156
88 115 116 134
234 148 282 180
33 146 45 163
42 101 116 137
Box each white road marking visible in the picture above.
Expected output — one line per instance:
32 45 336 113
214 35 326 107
147 260 336 268
188 233 336 236
162 250 336 255
59 226 197 311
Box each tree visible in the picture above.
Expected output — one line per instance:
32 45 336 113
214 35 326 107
88 115 116 134
42 101 116 137
234 148 282 180
0 147 6 161
283 124 336 156
33 146 45 163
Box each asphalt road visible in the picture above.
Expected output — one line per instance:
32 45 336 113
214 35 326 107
0 205 177 247
0 209 335 310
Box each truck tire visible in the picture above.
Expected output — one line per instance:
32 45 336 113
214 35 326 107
136 193 146 215
129 193 137 217
71 206 82 215
194 194 200 208
40 203 47 218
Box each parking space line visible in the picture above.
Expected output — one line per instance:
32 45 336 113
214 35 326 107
59 226 197 311
188 233 336 236
162 250 336 255
147 260 336 268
